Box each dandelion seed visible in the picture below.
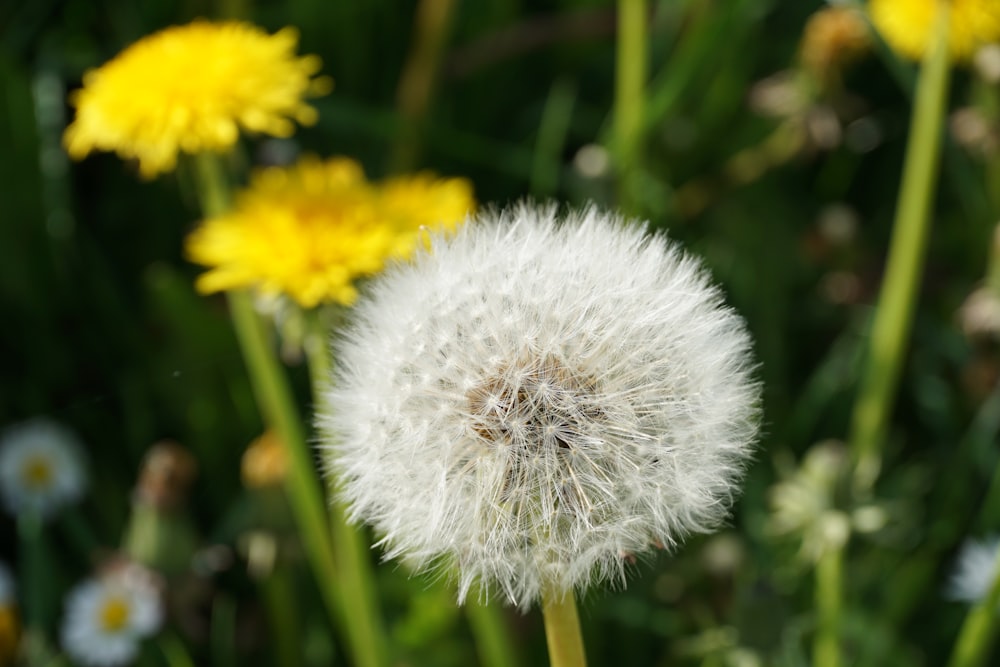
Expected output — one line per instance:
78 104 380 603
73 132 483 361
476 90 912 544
61 573 162 667
320 203 760 609
0 419 87 520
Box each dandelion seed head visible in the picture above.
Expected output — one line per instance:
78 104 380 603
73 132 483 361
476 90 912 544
321 204 760 608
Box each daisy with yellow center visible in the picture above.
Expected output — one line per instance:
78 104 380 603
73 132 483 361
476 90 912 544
0 419 87 519
185 157 475 308
63 21 332 177
869 0 1000 61
61 575 162 667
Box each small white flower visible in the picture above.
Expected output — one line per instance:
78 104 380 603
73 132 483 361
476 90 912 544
61 575 162 667
0 419 87 519
948 536 1000 604
321 204 760 609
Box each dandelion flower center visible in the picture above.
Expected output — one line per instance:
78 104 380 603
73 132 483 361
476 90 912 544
466 355 610 516
97 597 130 632
21 456 53 489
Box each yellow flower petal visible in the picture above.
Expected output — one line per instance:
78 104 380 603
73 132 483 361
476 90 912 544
870 0 1000 62
186 157 475 308
64 21 331 177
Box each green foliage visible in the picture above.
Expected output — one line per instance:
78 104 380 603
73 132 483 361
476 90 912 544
2 0 1000 665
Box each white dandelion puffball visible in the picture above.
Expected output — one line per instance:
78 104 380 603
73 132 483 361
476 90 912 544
0 419 87 519
61 576 162 667
948 536 1000 604
321 204 761 609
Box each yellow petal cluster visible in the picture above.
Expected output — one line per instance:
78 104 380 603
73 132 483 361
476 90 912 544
869 0 1000 62
64 21 331 177
186 157 475 308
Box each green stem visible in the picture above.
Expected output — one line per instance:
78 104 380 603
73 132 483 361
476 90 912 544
946 544 1000 667
189 154 372 664
304 312 390 667
210 594 237 667
466 600 519 667
987 226 1000 295
18 514 48 631
541 589 587 667
813 545 844 667
848 1 952 489
530 79 577 198
391 0 460 172
158 633 198 667
261 569 302 667
614 0 648 214
227 290 360 654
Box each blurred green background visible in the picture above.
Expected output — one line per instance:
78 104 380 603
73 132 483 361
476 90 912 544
2 0 1000 665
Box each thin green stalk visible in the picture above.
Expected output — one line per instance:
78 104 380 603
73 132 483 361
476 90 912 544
211 594 237 667
530 79 577 198
848 2 952 489
946 544 1000 667
466 600 519 667
261 569 301 667
541 589 587 667
18 514 48 630
614 0 648 214
391 0 460 172
158 633 198 667
190 154 384 667
813 545 844 667
987 226 1000 295
304 313 390 667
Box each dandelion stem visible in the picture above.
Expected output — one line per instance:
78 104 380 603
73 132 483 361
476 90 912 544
814 545 844 667
466 599 520 667
226 289 372 661
189 153 380 667
946 543 1000 667
541 589 588 667
304 311 390 667
614 0 647 214
847 0 951 489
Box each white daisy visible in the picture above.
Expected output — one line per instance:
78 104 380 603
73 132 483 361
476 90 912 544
320 203 761 609
948 536 1000 604
0 419 87 519
61 575 162 667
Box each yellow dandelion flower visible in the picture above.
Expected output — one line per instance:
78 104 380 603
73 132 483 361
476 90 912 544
64 21 332 177
186 157 475 308
869 0 1000 61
